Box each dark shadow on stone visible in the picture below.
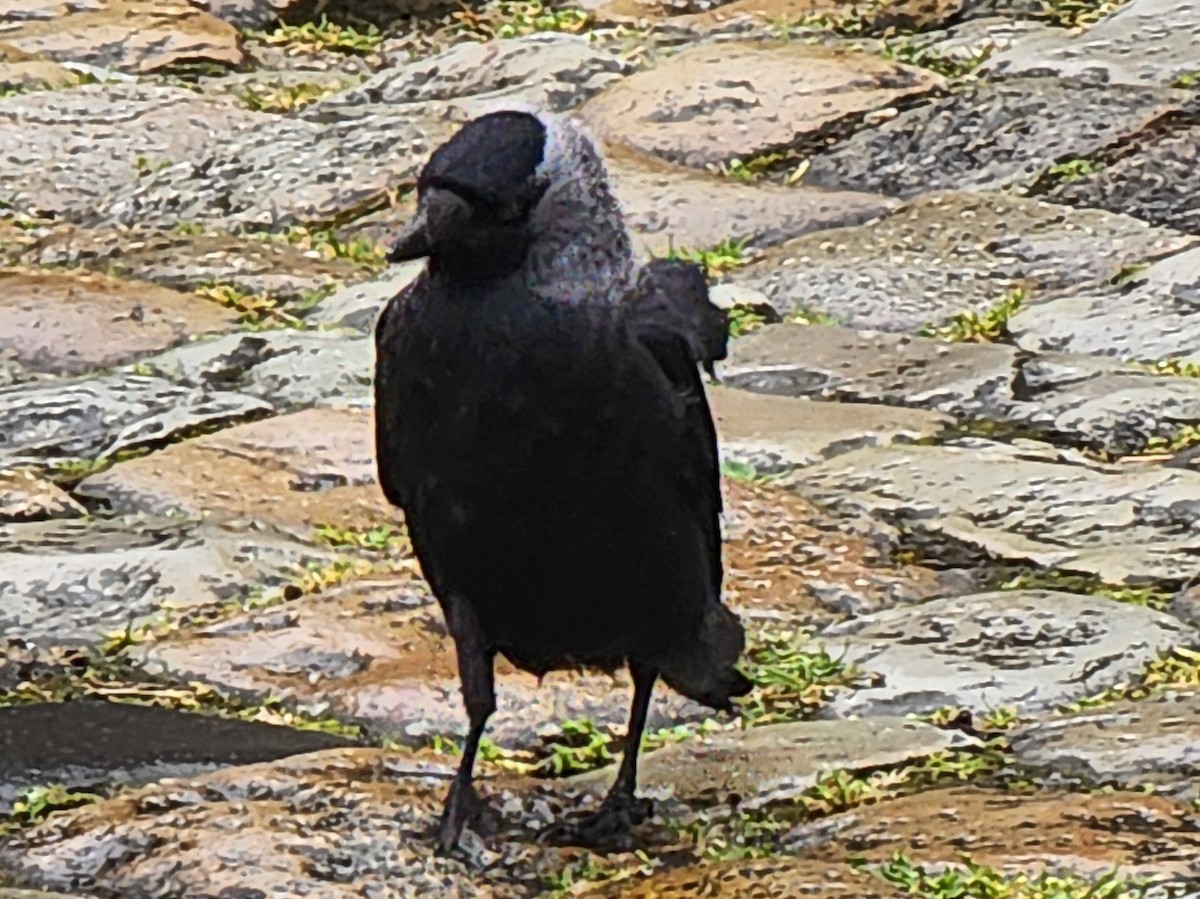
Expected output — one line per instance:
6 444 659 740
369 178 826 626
0 701 358 815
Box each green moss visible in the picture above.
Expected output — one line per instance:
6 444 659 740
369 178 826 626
0 657 366 740
660 237 753 278
1045 157 1105 184
1174 71 1200 89
1 783 105 835
1139 357 1200 379
246 16 383 55
919 288 1027 343
1037 0 1132 27
739 629 861 726
313 523 410 555
194 281 311 330
233 80 347 113
876 38 992 79
865 852 1149 898
248 225 387 268
990 566 1175 610
1062 646 1200 713
449 0 592 39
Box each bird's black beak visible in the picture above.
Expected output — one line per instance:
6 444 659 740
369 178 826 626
386 206 432 262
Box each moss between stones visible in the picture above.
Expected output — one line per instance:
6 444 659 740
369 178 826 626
989 566 1177 611
918 288 1027 343
1061 645 1200 713
862 853 1154 898
244 16 383 55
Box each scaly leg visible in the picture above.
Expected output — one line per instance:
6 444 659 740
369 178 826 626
437 595 496 854
541 661 658 850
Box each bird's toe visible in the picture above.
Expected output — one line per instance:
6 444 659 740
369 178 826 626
436 780 495 854
539 795 653 851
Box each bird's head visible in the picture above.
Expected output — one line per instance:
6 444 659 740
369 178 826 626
387 106 634 301
387 111 550 283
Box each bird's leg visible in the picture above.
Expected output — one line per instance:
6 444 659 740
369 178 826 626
541 662 658 850
437 594 497 854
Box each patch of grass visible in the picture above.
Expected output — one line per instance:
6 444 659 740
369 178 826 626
1140 357 1200 379
1038 0 1132 28
1045 157 1105 184
133 155 172 178
877 38 992 79
449 0 592 40
249 225 386 268
233 80 345 113
661 237 753 278
194 282 309 330
1174 71 1200 89
739 628 862 726
2 783 105 834
1110 261 1149 285
865 852 1150 898
1063 645 1200 713
247 16 383 55
727 304 767 338
717 152 812 186
991 567 1175 610
0 658 367 740
919 288 1027 343
540 850 657 897
313 523 410 555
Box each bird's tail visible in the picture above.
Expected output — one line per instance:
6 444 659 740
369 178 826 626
660 603 753 713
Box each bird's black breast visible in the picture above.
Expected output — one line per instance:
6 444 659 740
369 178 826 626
375 274 715 667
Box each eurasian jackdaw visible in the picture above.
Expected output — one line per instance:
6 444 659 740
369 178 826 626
374 107 751 852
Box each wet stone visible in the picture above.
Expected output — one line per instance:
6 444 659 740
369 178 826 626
803 78 1186 198
12 225 370 301
1047 122 1200 236
0 269 238 376
75 407 393 534
1009 693 1200 797
0 0 242 74
607 151 897 259
1009 245 1200 364
724 191 1193 331
794 787 1200 883
136 329 374 411
0 83 266 221
723 323 1019 421
571 718 980 809
0 701 356 815
806 590 1195 719
317 32 632 116
1006 352 1200 456
303 263 424 333
580 43 943 170
724 323 1200 457
0 516 337 648
983 0 1200 88
720 479 947 627
710 384 950 474
0 748 634 898
96 34 631 231
790 442 1200 583
0 470 85 523
0 371 271 472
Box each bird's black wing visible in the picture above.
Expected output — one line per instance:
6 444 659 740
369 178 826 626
624 258 726 598
372 279 420 510
623 258 750 708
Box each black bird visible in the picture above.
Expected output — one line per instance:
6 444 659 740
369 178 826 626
373 108 751 852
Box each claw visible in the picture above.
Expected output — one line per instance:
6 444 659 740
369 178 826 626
539 794 654 851
437 778 496 854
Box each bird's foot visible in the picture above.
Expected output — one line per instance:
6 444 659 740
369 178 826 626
539 794 653 851
437 778 496 854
